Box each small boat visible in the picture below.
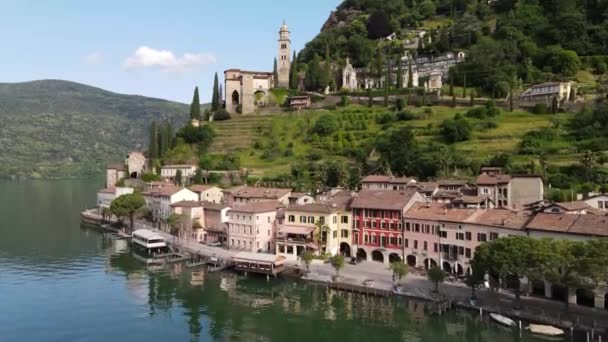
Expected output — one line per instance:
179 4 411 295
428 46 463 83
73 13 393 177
489 313 516 327
528 324 564 337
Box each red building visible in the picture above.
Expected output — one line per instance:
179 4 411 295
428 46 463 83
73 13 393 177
351 189 424 264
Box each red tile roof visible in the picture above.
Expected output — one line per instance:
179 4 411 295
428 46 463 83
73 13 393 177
361 175 416 184
476 174 512 185
229 186 291 199
189 184 218 193
405 202 477 223
228 201 284 214
351 189 420 210
171 201 202 208
526 213 608 236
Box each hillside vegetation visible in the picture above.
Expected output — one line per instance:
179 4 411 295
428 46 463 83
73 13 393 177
0 80 189 179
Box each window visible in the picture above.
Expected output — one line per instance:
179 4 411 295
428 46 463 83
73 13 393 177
308 216 315 224
465 232 472 241
458 246 464 256
371 235 377 243
465 248 471 258
482 188 488 194
341 216 348 224
332 230 337 238
333 216 337 224
390 223 396 230
405 239 409 248
490 232 499 241
299 216 306 223
406 222 411 231
440 231 448 238
433 243 438 252
423 241 428 251
413 240 418 249
355 221 360 229
600 201 604 209
456 232 464 241
364 234 369 243
390 236 397 245
414 224 420 233
341 230 348 238
398 237 402 246
477 233 487 242
381 222 386 229
372 221 377 228
319 217 325 224
278 244 285 253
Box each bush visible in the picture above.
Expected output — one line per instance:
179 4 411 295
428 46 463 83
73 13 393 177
396 98 406 111
312 114 338 136
376 112 395 124
213 109 231 121
440 115 472 143
532 103 548 114
478 119 498 130
396 110 416 121
339 95 350 107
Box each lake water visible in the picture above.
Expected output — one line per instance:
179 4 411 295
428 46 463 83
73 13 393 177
0 179 579 341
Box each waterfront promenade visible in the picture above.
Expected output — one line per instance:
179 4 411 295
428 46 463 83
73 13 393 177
82 209 608 335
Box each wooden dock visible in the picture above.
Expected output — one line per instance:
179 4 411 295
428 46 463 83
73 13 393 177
328 282 391 297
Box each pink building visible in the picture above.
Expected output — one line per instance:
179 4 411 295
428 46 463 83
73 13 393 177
227 201 283 253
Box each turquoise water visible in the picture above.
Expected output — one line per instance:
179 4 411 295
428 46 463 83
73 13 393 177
0 179 580 341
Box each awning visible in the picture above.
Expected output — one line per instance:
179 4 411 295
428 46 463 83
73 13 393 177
278 225 314 235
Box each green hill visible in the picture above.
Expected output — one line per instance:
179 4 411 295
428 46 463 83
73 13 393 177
0 80 189 179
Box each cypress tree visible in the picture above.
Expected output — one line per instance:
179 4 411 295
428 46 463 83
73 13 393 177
159 122 168 156
470 89 475 106
323 44 332 91
273 58 279 88
384 64 389 107
462 73 467 98
149 121 158 159
449 69 454 96
219 84 223 105
396 57 403 89
190 87 201 120
211 72 220 111
289 50 298 89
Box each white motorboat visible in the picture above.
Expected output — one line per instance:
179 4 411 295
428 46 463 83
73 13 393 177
489 313 516 327
528 324 564 337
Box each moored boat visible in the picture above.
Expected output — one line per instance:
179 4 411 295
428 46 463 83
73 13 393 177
528 324 564 337
489 313 516 327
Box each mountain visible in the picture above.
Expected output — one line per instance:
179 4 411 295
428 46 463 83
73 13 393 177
0 80 189 179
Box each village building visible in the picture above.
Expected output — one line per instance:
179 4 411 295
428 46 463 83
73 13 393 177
227 201 283 253
276 192 354 260
519 81 573 104
189 184 224 204
170 201 205 241
224 186 291 207
106 164 127 189
96 187 134 214
142 185 198 230
288 192 315 205
351 189 425 264
126 151 146 179
584 193 608 211
160 165 197 183
201 202 231 244
475 168 543 209
361 175 417 191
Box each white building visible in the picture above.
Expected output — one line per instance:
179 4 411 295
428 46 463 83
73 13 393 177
142 185 198 230
126 151 146 178
160 165 197 183
227 201 283 253
189 184 224 204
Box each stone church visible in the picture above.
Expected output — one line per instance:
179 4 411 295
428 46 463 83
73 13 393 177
224 22 291 115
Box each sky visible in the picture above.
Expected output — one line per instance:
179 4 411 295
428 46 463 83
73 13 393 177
1 0 341 103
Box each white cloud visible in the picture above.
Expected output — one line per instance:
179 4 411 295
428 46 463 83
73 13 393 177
123 46 216 72
84 51 103 65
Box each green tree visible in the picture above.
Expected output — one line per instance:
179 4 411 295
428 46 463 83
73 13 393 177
300 250 314 273
347 164 362 190
273 57 279 88
211 72 220 111
330 254 345 277
167 213 188 237
311 114 338 136
396 58 403 89
148 121 159 159
440 115 472 143
407 61 414 88
175 169 183 186
428 266 446 293
289 50 298 89
389 261 409 286
366 10 392 39
190 86 201 120
110 193 146 233
551 95 559 114
580 150 596 181
376 126 420 177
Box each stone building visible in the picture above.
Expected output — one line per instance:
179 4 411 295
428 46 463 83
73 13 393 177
126 151 146 178
519 81 573 104
342 58 357 90
224 22 291 115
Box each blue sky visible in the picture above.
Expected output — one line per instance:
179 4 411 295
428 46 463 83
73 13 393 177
1 0 341 103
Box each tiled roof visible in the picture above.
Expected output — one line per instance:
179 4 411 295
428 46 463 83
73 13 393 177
228 201 284 214
526 213 608 236
432 190 460 199
467 209 529 230
171 201 202 208
201 201 228 211
287 203 332 214
143 185 185 197
189 184 218 192
415 182 438 193
452 195 491 204
552 201 590 211
229 186 291 199
405 202 477 223
476 174 512 185
361 175 416 184
437 179 468 186
351 189 419 210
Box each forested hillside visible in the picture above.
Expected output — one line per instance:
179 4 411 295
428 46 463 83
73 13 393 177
0 80 189 179
296 0 608 95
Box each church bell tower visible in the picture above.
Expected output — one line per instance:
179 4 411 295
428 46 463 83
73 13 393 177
277 21 291 88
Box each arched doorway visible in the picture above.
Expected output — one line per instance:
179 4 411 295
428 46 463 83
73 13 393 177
130 171 138 179
231 90 240 105
372 250 384 263
388 253 401 263
576 288 595 307
423 258 437 270
551 284 568 302
406 255 416 267
254 90 266 106
340 242 351 257
356 248 367 261
454 263 464 276
442 261 452 274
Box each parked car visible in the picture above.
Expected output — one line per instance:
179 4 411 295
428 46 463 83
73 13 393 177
207 241 221 247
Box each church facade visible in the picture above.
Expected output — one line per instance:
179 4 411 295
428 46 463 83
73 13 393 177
224 22 291 115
